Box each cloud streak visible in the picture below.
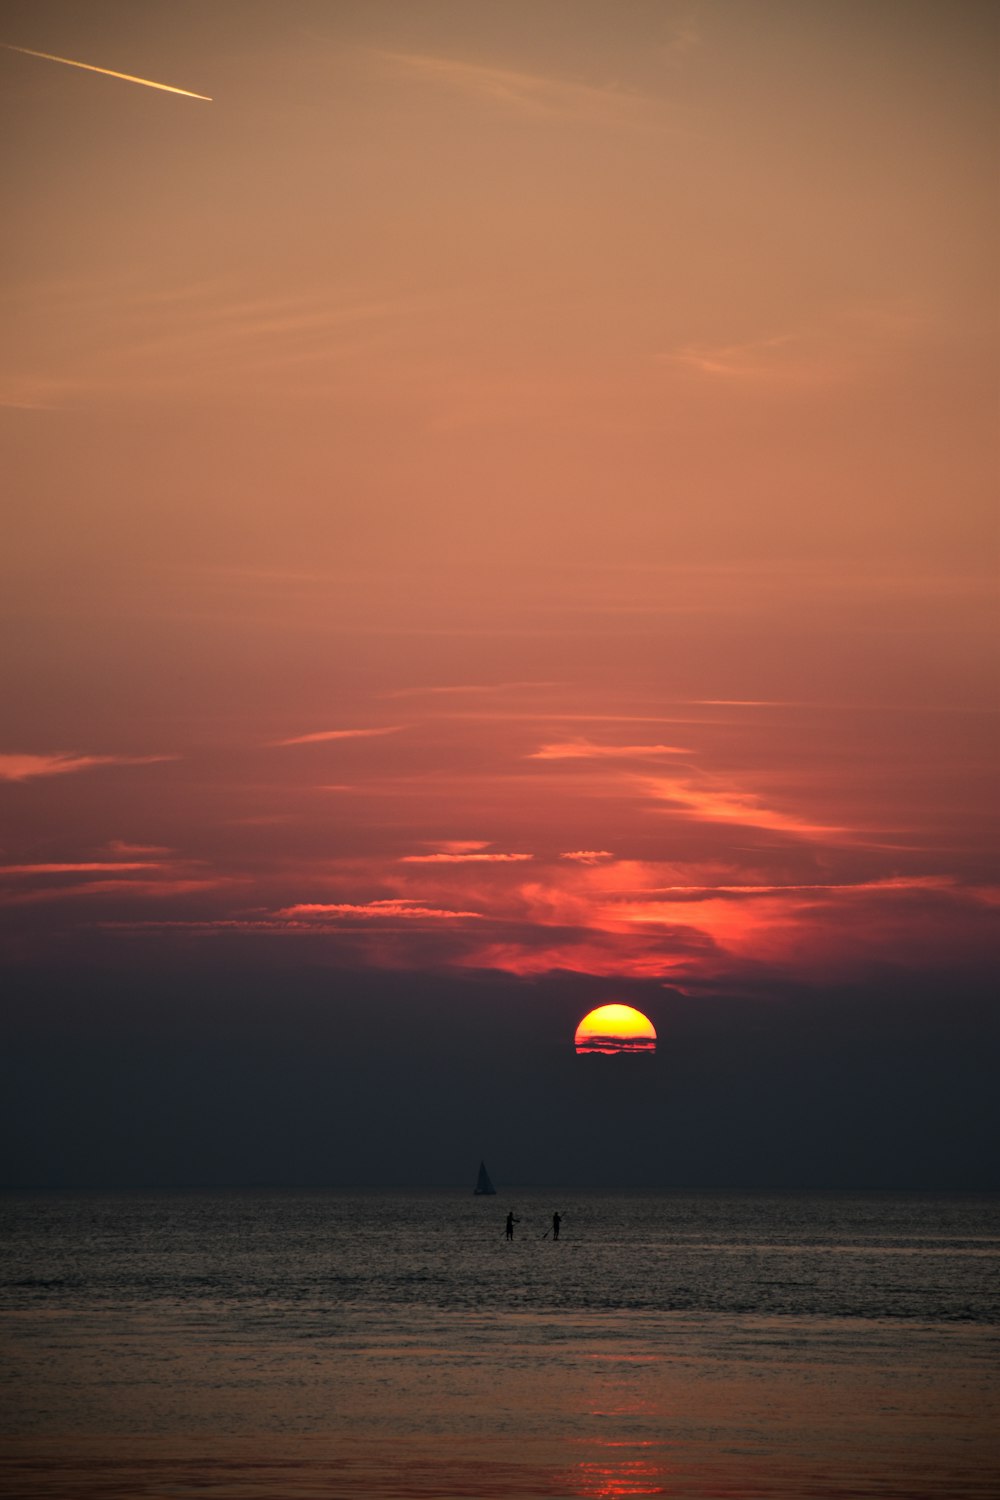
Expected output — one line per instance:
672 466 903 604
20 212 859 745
272 726 403 747
0 877 224 907
385 681 563 699
400 852 533 864
0 861 164 875
2 42 211 100
0 752 174 782
3 279 403 408
373 49 665 128
529 740 692 760
276 900 482 921
660 333 803 380
647 775 845 840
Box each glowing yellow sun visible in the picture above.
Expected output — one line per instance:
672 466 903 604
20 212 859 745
574 1003 656 1055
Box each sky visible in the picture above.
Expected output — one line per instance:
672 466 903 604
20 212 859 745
1 0 997 1189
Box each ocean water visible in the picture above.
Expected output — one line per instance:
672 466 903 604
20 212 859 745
0 1190 997 1498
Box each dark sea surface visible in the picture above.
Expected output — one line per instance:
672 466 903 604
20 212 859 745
0 1190 997 1498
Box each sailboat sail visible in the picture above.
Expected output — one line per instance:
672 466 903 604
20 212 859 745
474 1160 496 1195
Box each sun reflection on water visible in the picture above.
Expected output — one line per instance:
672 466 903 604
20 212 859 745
571 1439 669 1498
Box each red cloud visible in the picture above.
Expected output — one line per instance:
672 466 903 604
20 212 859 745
0 861 163 874
421 840 492 854
271 726 403 746
276 900 482 920
400 852 533 864
529 740 691 760
106 840 174 855
647 775 845 840
0 753 174 782
0 877 225 906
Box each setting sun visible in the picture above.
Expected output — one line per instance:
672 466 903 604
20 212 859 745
574 1004 656 1056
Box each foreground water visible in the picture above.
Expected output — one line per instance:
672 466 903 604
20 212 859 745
1 1191 997 1498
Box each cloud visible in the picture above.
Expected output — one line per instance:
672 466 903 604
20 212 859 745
0 861 163 875
1 42 212 100
647 775 845 840
272 726 404 747
659 332 803 380
276 900 482 921
384 682 563 699
455 926 707 981
663 9 702 59
657 302 928 386
638 876 958 898
105 840 174 856
0 877 224 906
0 380 64 410
400 852 533 864
226 814 300 825
444 868 995 983
81 847 995 989
420 840 492 854
0 847 224 907
529 740 692 760
0 753 175 782
3 278 403 407
373 49 666 128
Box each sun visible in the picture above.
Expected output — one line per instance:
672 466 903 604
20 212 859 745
574 1003 656 1055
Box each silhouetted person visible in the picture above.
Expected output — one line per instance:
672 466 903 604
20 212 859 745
505 1211 519 1240
552 1212 562 1240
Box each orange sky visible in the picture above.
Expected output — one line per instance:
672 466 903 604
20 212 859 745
1 0 997 1002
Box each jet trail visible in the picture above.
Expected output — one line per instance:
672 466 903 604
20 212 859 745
2 42 211 100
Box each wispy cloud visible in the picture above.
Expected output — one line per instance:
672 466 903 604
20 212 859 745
0 379 65 410
420 840 492 854
3 279 405 406
561 850 615 864
662 5 702 59
0 752 175 782
0 861 164 875
444 712 707 725
105 840 174 856
529 740 692 761
373 49 669 128
385 682 563 700
0 844 222 907
660 332 803 380
272 726 403 747
658 301 928 385
276 900 482 921
121 286 400 375
638 876 957 897
400 851 533 864
0 877 224 906
455 934 690 982
647 775 844 841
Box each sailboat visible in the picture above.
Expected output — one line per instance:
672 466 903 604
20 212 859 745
473 1160 496 1195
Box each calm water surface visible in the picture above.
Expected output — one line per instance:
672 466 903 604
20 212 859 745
1 1191 997 1497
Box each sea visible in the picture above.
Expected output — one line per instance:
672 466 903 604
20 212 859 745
0 1190 997 1499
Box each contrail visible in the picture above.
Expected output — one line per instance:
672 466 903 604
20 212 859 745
2 42 211 100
